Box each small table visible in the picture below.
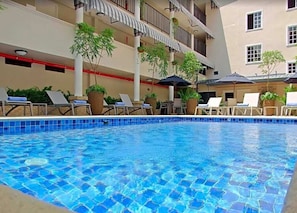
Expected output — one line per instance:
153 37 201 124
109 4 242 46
263 106 278 116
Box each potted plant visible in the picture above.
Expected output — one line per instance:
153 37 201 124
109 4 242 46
172 17 179 34
179 52 203 114
258 50 285 115
137 46 144 53
140 42 169 113
70 22 115 115
178 87 201 114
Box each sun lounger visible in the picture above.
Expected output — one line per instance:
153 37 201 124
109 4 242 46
281 91 297 116
0 87 33 116
119 94 153 115
194 97 222 115
103 100 126 115
232 93 262 116
46 90 92 115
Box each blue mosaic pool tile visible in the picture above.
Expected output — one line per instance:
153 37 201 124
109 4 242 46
92 204 108 213
244 205 259 213
95 181 107 192
231 202 246 211
142 189 156 198
210 188 225 199
144 200 159 211
158 206 170 213
73 204 89 213
205 179 217 186
169 190 182 200
189 198 204 210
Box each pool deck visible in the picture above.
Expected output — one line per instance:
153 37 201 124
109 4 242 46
0 185 72 213
0 115 297 212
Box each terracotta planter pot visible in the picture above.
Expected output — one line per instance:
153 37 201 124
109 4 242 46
87 91 104 115
145 97 156 115
263 100 275 116
186 98 198 115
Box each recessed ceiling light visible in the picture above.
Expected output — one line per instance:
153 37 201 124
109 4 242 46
15 49 28 56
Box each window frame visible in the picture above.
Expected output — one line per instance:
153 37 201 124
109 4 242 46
245 43 262 64
287 0 297 10
287 24 297 46
246 10 263 32
287 60 297 74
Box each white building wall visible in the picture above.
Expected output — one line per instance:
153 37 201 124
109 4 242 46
218 0 297 78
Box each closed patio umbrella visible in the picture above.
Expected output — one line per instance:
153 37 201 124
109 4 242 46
215 72 255 96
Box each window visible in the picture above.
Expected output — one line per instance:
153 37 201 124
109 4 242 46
288 25 297 45
288 61 296 74
288 0 297 9
45 65 65 73
247 11 262 31
246 44 262 63
5 58 31 67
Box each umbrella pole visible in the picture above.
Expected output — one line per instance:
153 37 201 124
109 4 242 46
233 83 236 98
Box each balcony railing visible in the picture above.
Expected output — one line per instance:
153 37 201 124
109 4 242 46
109 0 135 14
175 27 191 48
142 3 170 34
194 37 206 56
194 4 206 25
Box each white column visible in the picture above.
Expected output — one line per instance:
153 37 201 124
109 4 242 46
133 1 141 101
74 2 84 96
169 86 174 101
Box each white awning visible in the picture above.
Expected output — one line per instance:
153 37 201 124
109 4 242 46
146 27 181 52
83 0 148 34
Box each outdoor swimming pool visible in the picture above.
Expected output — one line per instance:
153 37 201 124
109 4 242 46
0 117 296 212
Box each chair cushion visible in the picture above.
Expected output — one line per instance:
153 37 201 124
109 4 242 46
73 100 87 104
198 104 208 107
142 103 151 107
236 103 249 106
8 96 27 101
115 102 125 106
286 103 297 106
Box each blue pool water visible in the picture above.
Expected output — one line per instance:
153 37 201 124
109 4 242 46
0 121 297 213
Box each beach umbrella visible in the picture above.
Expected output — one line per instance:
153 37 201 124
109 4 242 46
284 73 297 83
158 75 191 87
215 72 255 95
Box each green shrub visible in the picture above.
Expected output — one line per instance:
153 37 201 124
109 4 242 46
7 86 53 104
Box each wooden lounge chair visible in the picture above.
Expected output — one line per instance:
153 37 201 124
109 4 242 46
281 91 297 116
194 97 222 115
232 93 262 116
46 90 92 115
0 87 33 116
119 94 153 115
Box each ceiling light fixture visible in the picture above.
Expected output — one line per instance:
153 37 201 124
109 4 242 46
15 49 28 56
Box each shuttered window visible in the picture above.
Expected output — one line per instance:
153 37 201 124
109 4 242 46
247 11 262 31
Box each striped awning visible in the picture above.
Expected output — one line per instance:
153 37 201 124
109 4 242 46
147 28 180 52
83 0 148 34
